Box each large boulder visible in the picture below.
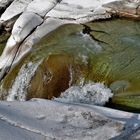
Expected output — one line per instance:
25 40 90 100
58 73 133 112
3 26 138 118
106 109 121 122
0 99 131 140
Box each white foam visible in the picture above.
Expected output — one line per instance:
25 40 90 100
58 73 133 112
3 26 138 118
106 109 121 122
55 82 113 106
7 62 40 101
80 32 103 53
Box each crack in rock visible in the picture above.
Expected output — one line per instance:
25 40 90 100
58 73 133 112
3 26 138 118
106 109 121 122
82 24 109 45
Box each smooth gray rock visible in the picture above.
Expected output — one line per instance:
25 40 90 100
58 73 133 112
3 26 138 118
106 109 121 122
0 0 32 30
0 0 14 11
0 99 128 140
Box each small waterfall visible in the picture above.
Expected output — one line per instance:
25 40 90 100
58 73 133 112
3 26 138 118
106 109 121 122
55 82 113 106
7 62 40 101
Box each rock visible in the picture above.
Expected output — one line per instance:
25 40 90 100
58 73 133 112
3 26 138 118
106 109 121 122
0 1 140 139
0 12 43 71
11 12 43 43
0 0 14 12
0 0 32 31
137 5 140 15
103 0 140 19
129 129 140 140
0 31 10 55
0 99 129 140
26 0 58 17
0 0 59 75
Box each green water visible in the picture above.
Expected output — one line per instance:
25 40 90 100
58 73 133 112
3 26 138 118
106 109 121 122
1 19 140 111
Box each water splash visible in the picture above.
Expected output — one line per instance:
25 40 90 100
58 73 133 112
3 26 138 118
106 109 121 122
55 82 113 106
7 62 40 101
79 32 102 53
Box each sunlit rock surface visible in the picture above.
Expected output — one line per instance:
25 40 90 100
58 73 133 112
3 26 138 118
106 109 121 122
0 0 14 13
0 0 32 31
0 99 139 140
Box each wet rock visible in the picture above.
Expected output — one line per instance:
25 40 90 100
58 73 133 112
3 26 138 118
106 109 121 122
129 129 140 140
103 0 140 19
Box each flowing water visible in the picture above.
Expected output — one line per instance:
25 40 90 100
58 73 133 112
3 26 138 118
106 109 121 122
0 19 140 112
7 62 41 101
55 82 113 106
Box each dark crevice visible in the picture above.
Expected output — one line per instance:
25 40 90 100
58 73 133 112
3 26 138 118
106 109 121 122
82 24 109 45
105 98 140 113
